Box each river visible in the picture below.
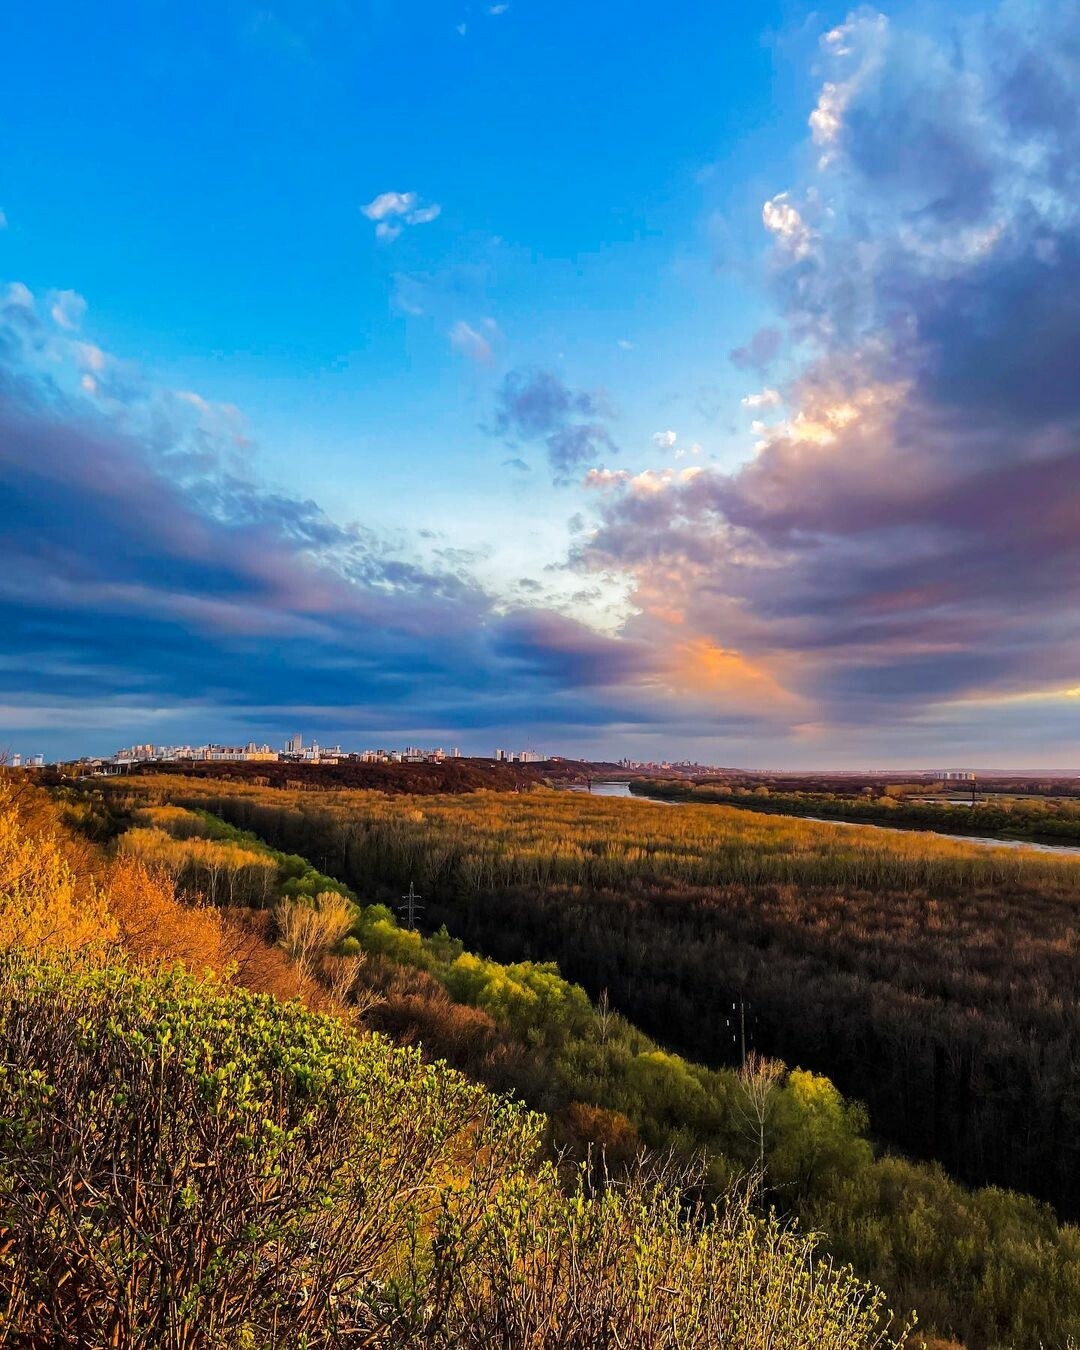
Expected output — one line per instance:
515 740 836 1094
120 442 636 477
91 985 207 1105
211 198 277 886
566 780 1080 856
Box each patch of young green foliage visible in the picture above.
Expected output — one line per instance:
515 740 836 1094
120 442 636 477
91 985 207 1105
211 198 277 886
0 952 903 1349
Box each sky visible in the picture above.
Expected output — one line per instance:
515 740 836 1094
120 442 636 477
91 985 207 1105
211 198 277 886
2 0 1079 766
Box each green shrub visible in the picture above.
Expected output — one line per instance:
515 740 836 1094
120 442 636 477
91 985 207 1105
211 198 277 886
0 952 903 1349
0 952 524 1347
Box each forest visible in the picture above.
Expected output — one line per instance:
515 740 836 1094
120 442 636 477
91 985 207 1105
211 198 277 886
74 754 618 796
107 776 1080 1217
75 772 1080 1347
0 775 902 1348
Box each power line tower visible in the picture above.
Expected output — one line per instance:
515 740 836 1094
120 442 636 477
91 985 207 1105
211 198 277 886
725 997 754 1068
399 881 423 930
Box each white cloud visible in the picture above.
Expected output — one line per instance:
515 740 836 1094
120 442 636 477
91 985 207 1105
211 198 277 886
762 193 813 259
361 191 441 241
489 4 510 12
617 339 634 350
822 21 855 56
449 319 497 364
49 289 87 330
810 13 889 166
362 191 418 221
809 82 847 146
652 429 677 449
741 388 781 410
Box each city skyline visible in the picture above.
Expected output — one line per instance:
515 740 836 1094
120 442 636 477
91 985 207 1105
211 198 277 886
2 1 1079 765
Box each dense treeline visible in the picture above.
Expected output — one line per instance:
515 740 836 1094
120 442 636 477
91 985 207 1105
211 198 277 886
118 781 1080 1222
632 778 1080 845
117 755 573 794
103 777 1080 1347
0 778 904 1348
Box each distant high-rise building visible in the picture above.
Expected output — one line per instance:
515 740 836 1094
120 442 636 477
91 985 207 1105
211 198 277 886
286 733 303 754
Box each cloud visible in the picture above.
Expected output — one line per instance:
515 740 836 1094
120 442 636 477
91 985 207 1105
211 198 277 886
729 326 781 372
761 193 813 259
49 289 87 330
491 368 618 484
0 281 675 757
546 425 618 483
807 15 889 166
362 191 417 221
652 430 677 449
361 191 441 241
576 1 1080 749
449 318 498 364
583 468 630 490
741 389 781 410
0 210 7 229
5 282 33 309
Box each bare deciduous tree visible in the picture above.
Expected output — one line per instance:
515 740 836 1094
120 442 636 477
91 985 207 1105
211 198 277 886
274 891 354 988
737 1052 783 1198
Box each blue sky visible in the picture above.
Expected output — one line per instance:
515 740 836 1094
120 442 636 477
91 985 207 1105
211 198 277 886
2 0 1079 765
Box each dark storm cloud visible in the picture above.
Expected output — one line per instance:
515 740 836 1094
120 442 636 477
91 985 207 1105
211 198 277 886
491 368 617 484
581 2 1080 729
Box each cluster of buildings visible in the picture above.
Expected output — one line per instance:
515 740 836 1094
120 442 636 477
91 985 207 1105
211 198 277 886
19 735 549 773
6 752 46 769
357 746 462 763
614 757 720 773
112 741 288 766
100 736 465 769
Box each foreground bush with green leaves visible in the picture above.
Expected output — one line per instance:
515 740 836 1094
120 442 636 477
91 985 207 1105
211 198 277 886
0 953 903 1348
